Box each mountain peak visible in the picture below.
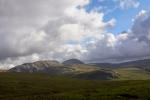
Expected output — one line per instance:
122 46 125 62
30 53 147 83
9 60 63 73
62 59 84 65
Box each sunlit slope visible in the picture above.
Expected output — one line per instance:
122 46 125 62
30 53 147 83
114 67 150 80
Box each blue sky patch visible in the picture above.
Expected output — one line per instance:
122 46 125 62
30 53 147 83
85 0 149 34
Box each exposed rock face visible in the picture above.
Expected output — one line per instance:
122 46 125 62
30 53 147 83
62 59 84 65
9 60 72 74
9 59 85 74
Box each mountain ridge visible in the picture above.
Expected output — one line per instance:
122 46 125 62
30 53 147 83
8 58 150 80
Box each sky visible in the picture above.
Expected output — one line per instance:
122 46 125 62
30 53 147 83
86 0 150 34
0 0 150 69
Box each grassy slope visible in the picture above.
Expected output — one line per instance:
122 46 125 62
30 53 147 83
0 73 150 100
114 67 150 80
74 70 117 80
70 64 100 74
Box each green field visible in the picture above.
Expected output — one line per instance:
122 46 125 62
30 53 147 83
0 73 150 100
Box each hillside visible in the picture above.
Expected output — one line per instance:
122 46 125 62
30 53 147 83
62 59 84 65
9 60 73 75
90 59 150 80
8 58 150 80
91 59 150 70
114 67 150 80
74 70 117 80
9 60 117 80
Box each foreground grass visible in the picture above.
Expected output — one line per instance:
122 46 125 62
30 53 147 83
0 73 150 100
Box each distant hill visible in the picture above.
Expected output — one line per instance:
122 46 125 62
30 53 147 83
91 59 150 70
74 70 118 80
114 67 150 80
9 59 94 75
9 58 150 80
90 59 150 80
9 59 118 80
9 60 73 75
119 59 150 71
62 59 84 65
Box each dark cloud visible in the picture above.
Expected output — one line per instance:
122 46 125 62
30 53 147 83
131 10 150 44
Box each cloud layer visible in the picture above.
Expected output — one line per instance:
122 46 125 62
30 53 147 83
84 10 150 62
0 0 150 69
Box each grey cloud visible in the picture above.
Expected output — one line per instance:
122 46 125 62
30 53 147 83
131 11 150 44
1 0 150 69
84 10 150 63
0 0 76 60
0 0 98 68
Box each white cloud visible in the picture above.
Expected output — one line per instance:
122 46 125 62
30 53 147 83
114 0 140 9
83 10 150 63
0 0 150 69
0 0 115 69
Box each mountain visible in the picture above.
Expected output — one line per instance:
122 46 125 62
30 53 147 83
9 59 101 76
9 59 118 80
118 59 150 71
62 59 84 65
91 59 150 70
9 58 150 80
90 59 150 80
9 60 73 75
9 60 94 75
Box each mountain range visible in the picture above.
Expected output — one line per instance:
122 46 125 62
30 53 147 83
8 59 150 80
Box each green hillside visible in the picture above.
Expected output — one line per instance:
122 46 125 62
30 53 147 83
0 73 150 100
74 70 117 80
114 67 150 80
